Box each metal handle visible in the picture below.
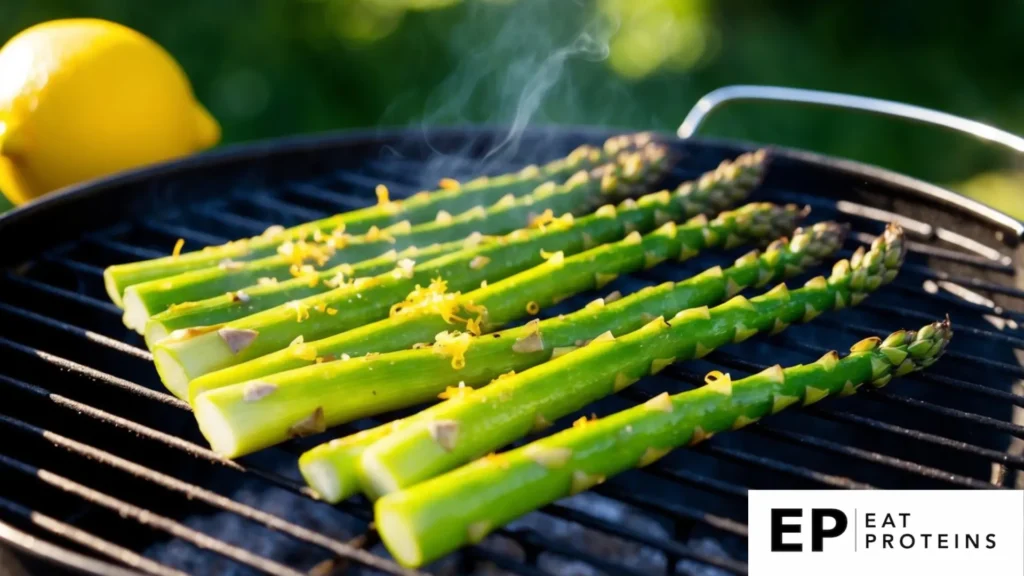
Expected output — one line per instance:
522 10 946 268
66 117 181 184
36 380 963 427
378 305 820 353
678 85 1024 155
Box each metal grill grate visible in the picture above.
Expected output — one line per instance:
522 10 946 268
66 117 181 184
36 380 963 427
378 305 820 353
0 129 1022 576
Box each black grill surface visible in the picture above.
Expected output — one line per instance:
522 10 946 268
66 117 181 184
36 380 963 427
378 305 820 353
0 128 1022 576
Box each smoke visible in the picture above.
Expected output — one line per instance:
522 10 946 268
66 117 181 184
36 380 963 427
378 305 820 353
479 16 615 163
385 1 619 183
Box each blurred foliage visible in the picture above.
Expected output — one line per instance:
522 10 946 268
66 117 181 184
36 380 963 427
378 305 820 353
959 172 1024 219
1 0 1021 218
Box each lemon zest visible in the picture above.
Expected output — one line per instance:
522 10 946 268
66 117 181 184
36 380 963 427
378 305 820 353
438 382 474 400
432 330 472 370
286 301 310 323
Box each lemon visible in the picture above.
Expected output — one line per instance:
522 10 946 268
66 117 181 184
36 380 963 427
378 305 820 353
0 18 220 205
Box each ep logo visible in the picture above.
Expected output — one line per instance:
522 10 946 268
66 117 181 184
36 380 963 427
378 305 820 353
749 491 1024 576
771 508 848 552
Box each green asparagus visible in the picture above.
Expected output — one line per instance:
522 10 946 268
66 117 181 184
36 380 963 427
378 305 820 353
374 318 951 567
153 150 762 400
194 217 837 465
102 135 640 306
187 197 792 402
289 220 842 501
143 239 468 345
184 150 770 397
355 223 907 498
122 142 670 332
150 145 677 399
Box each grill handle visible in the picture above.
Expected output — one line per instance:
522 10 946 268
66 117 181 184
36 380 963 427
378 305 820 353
678 85 1024 154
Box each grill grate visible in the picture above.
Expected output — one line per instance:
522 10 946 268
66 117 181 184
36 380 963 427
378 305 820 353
1 130 1022 575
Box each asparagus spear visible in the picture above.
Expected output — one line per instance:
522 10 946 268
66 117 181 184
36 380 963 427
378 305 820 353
195 218 839 464
153 150 765 400
356 223 906 498
122 143 670 332
143 239 468 345
182 151 771 398
375 318 951 567
102 135 639 306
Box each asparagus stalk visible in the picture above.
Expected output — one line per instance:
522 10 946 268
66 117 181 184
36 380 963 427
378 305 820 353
151 143 682 400
102 135 640 306
195 217 839 464
355 223 907 498
375 318 951 567
183 151 771 398
143 240 468 345
122 143 670 332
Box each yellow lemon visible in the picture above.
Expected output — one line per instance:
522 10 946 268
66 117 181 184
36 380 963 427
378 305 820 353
0 18 220 205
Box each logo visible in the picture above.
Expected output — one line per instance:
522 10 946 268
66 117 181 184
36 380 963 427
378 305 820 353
770 508 848 552
749 490 1023 576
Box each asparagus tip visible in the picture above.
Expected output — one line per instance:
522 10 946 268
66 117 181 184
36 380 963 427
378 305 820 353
764 203 808 240
880 221 907 272
868 317 952 387
792 220 849 260
921 315 953 356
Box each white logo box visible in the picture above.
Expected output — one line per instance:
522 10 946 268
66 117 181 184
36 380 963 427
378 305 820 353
749 490 1023 575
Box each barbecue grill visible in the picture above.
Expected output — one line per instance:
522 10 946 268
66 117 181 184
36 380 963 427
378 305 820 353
1 86 1022 575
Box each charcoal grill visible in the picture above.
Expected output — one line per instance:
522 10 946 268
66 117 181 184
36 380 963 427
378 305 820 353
1 86 1022 576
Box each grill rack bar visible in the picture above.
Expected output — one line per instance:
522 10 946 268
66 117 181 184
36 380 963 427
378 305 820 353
0 452 306 576
811 408 1024 470
0 520 150 576
0 497 187 576
0 302 153 362
0 336 187 409
0 414 422 576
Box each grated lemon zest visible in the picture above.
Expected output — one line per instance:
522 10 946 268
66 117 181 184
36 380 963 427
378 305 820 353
529 209 557 230
438 381 474 400
286 301 310 323
439 177 460 190
432 330 472 370
168 301 200 312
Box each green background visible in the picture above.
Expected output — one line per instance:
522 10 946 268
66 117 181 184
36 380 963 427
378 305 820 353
3 0 1022 217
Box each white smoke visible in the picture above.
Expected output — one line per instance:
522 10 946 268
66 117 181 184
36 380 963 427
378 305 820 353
387 1 619 181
